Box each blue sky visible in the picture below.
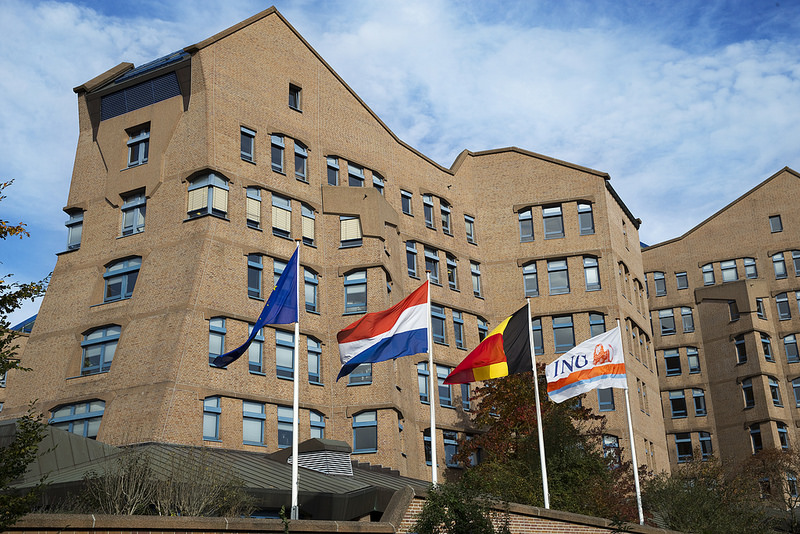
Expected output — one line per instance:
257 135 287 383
2 0 799 324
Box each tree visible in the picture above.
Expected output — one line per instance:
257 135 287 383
0 180 49 528
455 371 639 522
643 456 769 534
742 448 800 533
412 477 508 534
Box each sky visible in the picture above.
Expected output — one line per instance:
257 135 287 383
2 0 799 325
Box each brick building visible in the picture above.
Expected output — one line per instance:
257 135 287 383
643 167 800 469
0 7 668 481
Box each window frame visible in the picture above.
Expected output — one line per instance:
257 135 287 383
693 388 707 416
675 433 693 463
777 292 791 320
553 315 575 353
304 268 319 313
583 256 601 291
65 210 83 250
339 216 362 248
769 214 783 233
446 254 458 291
547 259 570 295
348 163 365 187
127 126 150 167
203 396 221 441
240 126 255 162
208 317 225 366
348 363 372 385
50 400 105 439
437 365 453 407
242 400 266 446
702 263 715 285
301 203 315 246
406 241 418 278
453 311 466 349
669 390 688 418
675 271 688 289
598 388 615 411
121 192 146 236
310 410 325 439
735 334 747 364
687 347 700 373
352 410 378 453
246 187 261 229
275 330 295 380
277 406 293 449
774 252 788 279
80 325 121 376
465 215 476 244
247 254 263 299
308 337 322 384
327 156 339 185
440 202 452 235
401 190 413 215
431 304 447 345
681 307 694 333
542 205 564 239
187 173 229 219
288 84 302 111
578 202 594 235
720 259 738 282
659 309 676 336
523 262 539 298
271 134 284 173
103 257 141 302
471 262 482 298
785 334 799 363
344 270 367 314
742 378 755 408
294 142 308 182
425 248 440 284
248 325 264 374
417 362 430 403
272 193 292 239
664 349 681 376
423 194 434 228
518 208 534 242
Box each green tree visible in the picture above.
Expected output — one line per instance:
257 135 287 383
742 448 800 533
0 180 49 528
412 477 507 534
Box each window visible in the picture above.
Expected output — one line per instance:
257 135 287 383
243 401 265 446
276 330 295 380
762 334 773 361
65 210 83 250
553 315 575 353
121 191 146 235
353 411 377 453
461 384 471 411
307 337 322 384
310 411 325 439
518 208 534 242
471 262 482 297
721 260 738 282
423 194 434 228
478 317 489 342
349 363 372 385
548 259 570 295
543 205 564 239
793 378 800 407
240 127 255 162
298 204 315 246
778 423 790 450
304 268 318 313
729 300 740 321
293 142 308 181
187 173 229 218
271 134 284 172
273 258 286 285
744 257 758 279
693 388 707 416
531 318 543 355
742 378 755 408
794 250 800 276
441 202 451 234
401 190 413 215
80 325 120 376
208 317 225 365
735 334 747 364
681 307 695 333
523 263 539 297
589 313 605 337
778 293 791 320
438 365 453 407
246 187 261 229
348 164 365 187
774 253 788 279
751 424 763 453
653 272 666 296
453 311 465 349
406 242 418 277
702 263 715 285
327 156 339 185
372 172 385 194
756 298 766 319
675 433 693 463
664 349 681 376
277 406 293 449
203 397 220 440
424 428 433 465
432 304 446 344
769 376 783 406
659 309 676 336
598 388 615 411
417 362 430 403
127 126 149 167
465 215 476 244
246 254 263 298
603 434 620 466
770 214 783 233
272 194 292 238
790 475 799 499
688 347 700 373
340 216 362 247
425 248 440 284
444 430 459 467
785 334 799 363
699 432 712 460
50 400 105 439
446 254 458 290
676 272 688 289
248 325 264 373
578 203 594 235
103 257 141 302
583 257 601 291
288 84 301 110
344 270 367 313
669 390 688 418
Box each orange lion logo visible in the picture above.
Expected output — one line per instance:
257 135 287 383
593 344 612 365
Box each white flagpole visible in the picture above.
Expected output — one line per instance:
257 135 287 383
426 272 438 485
617 319 643 525
526 299 549 509
290 242 301 520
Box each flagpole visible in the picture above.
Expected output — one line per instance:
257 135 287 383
290 241 301 520
426 272 438 485
617 319 643 525
526 299 549 509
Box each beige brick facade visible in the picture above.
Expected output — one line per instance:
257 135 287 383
643 167 800 469
0 7 669 481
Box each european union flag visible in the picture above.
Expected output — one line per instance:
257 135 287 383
212 247 299 368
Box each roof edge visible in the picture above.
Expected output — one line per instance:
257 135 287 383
466 146 611 178
73 62 134 94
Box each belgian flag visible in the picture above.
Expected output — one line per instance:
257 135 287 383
444 305 531 384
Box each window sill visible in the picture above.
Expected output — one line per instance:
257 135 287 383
272 169 286 176
241 158 256 165
203 438 222 443
467 240 477 246
249 296 265 302
273 232 293 241
344 311 367 316
402 212 413 217
117 230 144 239
122 162 148 171
340 242 363 249
305 309 320 315
289 105 302 113
90 297 132 308
247 224 262 231
449 287 460 293
549 291 570 296
353 449 377 454
544 235 565 240
277 374 295 381
296 177 308 183
67 370 110 380
474 294 484 299
347 382 372 387
433 341 449 347
408 274 421 280
249 371 266 376
309 380 324 386
244 441 267 447
586 287 602 292
184 213 229 223
303 241 317 248
440 404 455 410
420 400 430 405
520 238 535 243
57 247 80 255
